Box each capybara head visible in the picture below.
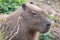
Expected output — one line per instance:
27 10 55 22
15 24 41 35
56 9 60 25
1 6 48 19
20 2 51 33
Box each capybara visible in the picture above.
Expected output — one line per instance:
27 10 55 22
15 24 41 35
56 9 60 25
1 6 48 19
0 2 51 40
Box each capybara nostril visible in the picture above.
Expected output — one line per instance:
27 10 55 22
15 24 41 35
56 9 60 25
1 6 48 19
46 23 51 27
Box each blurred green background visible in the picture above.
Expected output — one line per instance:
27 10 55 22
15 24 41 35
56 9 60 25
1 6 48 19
0 0 26 14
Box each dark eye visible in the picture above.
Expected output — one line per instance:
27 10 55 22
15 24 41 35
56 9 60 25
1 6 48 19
32 13 36 15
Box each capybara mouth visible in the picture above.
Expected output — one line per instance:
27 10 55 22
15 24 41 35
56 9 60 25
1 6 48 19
40 26 50 33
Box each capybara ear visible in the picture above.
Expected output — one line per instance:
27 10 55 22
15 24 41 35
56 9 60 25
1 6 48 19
22 3 26 10
30 2 34 4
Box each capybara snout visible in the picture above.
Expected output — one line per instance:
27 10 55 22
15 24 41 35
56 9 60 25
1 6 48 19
41 19 51 33
45 20 51 28
44 18 51 28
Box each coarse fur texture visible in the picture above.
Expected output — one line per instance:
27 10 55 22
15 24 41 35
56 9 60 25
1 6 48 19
0 2 51 40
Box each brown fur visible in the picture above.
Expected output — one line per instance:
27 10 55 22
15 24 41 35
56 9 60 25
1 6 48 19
0 2 51 40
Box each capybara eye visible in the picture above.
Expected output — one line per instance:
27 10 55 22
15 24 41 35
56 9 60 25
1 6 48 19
30 2 34 4
32 13 36 15
31 11 36 15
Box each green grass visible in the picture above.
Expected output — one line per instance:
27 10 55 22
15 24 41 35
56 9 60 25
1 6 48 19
0 32 4 40
46 14 57 21
39 32 52 40
0 0 26 14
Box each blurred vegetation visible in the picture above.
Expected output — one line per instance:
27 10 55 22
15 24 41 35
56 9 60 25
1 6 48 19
0 32 4 40
0 0 26 14
39 32 52 40
46 14 57 21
